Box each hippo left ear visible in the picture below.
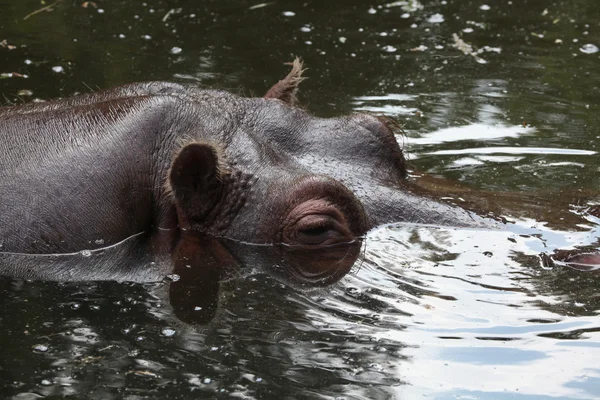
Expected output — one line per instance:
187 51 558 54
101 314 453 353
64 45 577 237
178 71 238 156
168 142 225 227
264 57 305 105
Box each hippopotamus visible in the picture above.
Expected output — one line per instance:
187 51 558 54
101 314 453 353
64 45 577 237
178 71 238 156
0 59 499 281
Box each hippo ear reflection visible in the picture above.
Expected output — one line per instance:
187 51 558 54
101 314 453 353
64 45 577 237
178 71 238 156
167 233 363 325
168 235 238 325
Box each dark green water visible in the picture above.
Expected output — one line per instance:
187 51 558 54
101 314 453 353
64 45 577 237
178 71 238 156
1 0 599 399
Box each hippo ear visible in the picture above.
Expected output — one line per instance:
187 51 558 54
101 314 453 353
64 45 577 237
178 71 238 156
264 57 305 105
168 142 225 226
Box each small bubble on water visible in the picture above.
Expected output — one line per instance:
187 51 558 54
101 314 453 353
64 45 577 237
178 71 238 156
51 66 64 73
142 34 152 40
580 44 599 54
41 379 53 386
194 306 202 311
255 377 263 382
80 249 92 257
170 46 182 55
161 327 176 337
24 59 32 65
368 7 377 14
282 11 295 17
94 239 104 245
300 25 311 32
203 378 212 384
382 45 397 53
339 36 346 43
33 344 49 353
463 27 474 33
345 286 361 295
97 8 104 14
118 34 126 39
480 4 491 10
166 274 180 282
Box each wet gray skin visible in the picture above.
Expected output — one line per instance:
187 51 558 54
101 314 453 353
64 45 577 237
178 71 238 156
0 60 494 279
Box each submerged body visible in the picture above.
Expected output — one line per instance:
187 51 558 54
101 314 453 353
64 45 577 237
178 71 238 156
0 60 494 280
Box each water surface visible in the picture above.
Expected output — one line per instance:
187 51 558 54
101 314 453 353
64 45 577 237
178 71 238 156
1 0 599 399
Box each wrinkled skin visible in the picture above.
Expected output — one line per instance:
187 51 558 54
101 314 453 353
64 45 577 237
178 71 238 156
0 59 495 280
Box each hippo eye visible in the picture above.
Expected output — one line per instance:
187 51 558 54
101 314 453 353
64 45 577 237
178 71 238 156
294 215 349 246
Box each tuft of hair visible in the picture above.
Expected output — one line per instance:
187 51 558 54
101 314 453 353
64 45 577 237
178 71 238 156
163 138 230 200
264 57 306 105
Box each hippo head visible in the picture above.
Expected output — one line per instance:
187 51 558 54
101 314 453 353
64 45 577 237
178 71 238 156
167 59 488 248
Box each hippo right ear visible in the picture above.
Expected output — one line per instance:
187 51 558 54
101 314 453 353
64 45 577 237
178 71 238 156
168 142 225 227
264 57 305 106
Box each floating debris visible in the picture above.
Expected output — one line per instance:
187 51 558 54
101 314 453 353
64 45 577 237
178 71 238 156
249 2 273 10
1 72 28 79
161 8 182 22
411 45 428 52
580 44 599 54
385 0 423 12
428 13 444 24
161 327 176 337
0 40 16 50
23 0 63 20
128 370 158 378
451 33 496 64
33 344 49 353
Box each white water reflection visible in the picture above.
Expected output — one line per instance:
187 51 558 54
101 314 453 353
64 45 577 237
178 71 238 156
353 93 419 115
427 147 597 156
410 123 532 145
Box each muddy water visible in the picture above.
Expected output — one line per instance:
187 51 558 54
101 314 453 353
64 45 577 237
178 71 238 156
1 0 599 399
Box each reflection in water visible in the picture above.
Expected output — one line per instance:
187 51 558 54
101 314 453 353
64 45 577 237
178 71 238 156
0 232 363 326
168 233 362 325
